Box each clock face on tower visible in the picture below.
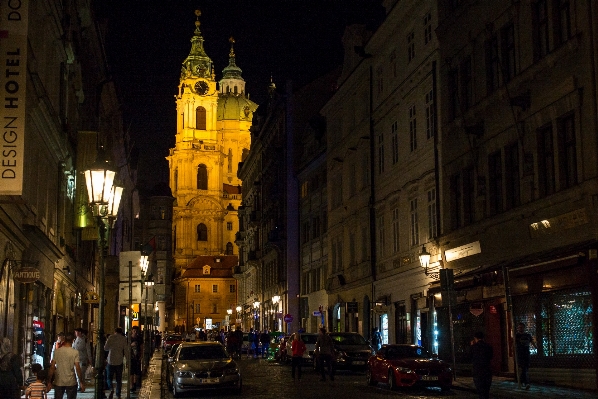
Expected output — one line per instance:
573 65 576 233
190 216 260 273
195 80 209 95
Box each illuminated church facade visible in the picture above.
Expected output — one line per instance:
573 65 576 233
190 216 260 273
166 11 257 330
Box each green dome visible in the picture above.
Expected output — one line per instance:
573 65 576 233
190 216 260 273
217 94 258 121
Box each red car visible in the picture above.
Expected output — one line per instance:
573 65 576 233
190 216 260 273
163 334 183 352
366 344 452 392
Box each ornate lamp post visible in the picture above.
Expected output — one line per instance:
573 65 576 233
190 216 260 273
227 308 233 331
84 152 122 399
139 251 152 372
235 305 242 329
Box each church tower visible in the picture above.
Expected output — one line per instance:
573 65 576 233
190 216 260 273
167 10 257 276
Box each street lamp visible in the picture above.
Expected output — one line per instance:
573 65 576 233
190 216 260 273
84 151 122 399
139 250 152 372
272 294 280 331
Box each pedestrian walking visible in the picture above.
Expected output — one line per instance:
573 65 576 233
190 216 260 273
73 328 91 391
470 331 493 399
516 322 534 390
104 327 128 399
371 327 382 351
260 329 270 358
248 328 257 358
51 332 65 361
47 333 85 399
314 327 335 381
291 333 306 381
129 326 143 392
25 369 48 399
0 337 24 399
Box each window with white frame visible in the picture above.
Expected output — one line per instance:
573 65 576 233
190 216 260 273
424 12 432 45
392 208 400 253
409 105 417 152
407 31 415 62
427 188 437 239
391 121 399 164
425 89 434 139
377 215 385 258
410 198 419 246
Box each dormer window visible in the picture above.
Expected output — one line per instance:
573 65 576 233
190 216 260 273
203 265 211 275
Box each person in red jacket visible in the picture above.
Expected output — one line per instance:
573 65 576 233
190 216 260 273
291 333 307 381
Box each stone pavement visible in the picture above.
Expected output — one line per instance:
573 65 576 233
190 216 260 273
30 351 163 399
452 374 598 399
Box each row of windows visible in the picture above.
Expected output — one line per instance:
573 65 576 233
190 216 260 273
191 303 221 314
301 211 327 244
194 284 236 293
450 112 576 230
378 11 433 96
450 0 572 119
378 89 434 174
301 268 323 295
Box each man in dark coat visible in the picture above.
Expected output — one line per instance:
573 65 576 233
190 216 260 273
470 331 493 399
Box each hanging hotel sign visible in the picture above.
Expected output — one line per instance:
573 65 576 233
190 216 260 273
0 0 29 195
13 266 40 283
83 291 99 304
444 241 481 262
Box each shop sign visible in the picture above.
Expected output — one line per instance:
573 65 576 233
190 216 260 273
445 241 481 262
470 303 484 317
13 266 40 283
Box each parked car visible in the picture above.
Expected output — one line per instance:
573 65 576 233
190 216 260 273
366 344 452 391
283 333 318 363
165 343 181 387
163 334 183 352
169 341 242 396
329 332 375 370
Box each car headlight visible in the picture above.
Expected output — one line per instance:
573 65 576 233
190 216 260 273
396 367 413 374
176 371 193 378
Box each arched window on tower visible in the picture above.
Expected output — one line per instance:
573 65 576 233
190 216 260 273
196 106 206 130
197 223 208 241
225 242 233 255
197 164 208 189
174 168 178 191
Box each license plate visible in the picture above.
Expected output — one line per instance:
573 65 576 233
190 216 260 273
353 361 365 365
199 378 219 383
421 376 438 381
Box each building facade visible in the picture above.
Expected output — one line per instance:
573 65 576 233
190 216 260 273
166 12 256 332
434 0 598 389
0 0 134 378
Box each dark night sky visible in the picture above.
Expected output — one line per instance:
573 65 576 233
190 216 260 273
96 0 384 185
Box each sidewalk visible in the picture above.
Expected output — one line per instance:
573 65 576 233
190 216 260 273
38 351 163 399
452 375 598 399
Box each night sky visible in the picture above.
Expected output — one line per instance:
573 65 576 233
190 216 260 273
96 0 384 185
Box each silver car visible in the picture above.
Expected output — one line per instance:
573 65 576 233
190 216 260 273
169 341 242 396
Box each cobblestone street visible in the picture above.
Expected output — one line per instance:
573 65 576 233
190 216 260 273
162 357 478 399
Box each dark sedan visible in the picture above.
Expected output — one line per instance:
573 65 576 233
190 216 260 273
169 342 242 396
366 344 452 391
329 332 375 370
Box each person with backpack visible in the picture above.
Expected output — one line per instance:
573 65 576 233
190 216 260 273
291 333 307 382
371 327 382 351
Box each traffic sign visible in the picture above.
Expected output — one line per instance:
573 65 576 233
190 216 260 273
283 314 293 323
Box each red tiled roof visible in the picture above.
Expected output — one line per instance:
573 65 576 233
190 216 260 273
180 255 238 279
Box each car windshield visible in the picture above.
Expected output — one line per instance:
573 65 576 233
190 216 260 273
386 346 430 359
169 343 180 357
330 334 368 345
301 335 318 344
166 335 181 341
178 346 229 360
